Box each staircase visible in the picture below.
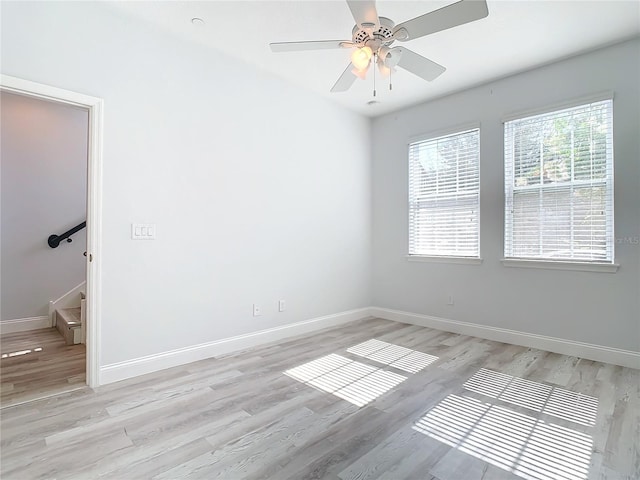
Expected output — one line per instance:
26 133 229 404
55 292 86 346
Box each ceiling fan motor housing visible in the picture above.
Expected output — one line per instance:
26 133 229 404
351 16 395 51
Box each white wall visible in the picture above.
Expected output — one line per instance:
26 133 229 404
0 2 372 365
4 3 634 374
1 92 88 320
372 39 640 352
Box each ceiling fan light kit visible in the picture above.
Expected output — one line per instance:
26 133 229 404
351 45 373 70
269 0 489 98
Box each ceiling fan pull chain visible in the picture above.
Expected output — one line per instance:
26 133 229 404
390 69 392 91
373 53 377 97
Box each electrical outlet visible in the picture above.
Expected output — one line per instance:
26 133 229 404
278 300 286 312
447 295 454 306
253 304 261 316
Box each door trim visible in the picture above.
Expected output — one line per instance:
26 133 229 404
1 74 103 388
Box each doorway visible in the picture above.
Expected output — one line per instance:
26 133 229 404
0 75 103 397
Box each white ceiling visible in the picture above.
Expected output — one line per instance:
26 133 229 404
111 1 640 117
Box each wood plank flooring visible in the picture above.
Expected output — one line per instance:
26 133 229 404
0 318 638 480
0 328 86 408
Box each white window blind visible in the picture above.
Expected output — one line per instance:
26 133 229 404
409 128 480 257
504 99 614 263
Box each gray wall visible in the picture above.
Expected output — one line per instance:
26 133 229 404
0 2 372 364
1 92 88 320
372 39 640 352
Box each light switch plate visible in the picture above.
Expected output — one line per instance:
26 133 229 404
132 223 156 240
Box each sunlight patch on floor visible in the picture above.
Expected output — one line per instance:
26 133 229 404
464 368 598 426
285 339 439 407
1 347 43 359
413 394 593 480
284 353 407 407
347 339 439 373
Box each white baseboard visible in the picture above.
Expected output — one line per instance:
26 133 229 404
99 305 639 386
0 316 51 335
100 307 372 385
371 307 640 370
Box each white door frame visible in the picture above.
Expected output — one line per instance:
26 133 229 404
1 74 103 388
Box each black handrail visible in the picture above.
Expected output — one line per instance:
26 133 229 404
48 221 86 248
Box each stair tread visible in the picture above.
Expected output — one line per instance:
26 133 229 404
57 307 82 327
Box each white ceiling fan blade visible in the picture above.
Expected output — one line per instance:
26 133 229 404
392 0 488 41
346 0 380 30
394 47 446 81
331 63 359 92
270 40 353 52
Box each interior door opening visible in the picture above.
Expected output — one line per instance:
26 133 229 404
0 75 103 398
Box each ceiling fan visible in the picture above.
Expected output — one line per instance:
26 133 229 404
270 0 489 93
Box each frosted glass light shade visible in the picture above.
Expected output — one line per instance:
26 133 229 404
351 46 373 71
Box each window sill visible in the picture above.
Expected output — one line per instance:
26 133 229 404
501 258 619 273
406 255 483 265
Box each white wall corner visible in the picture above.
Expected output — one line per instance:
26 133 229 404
99 307 374 385
370 307 640 370
0 316 51 335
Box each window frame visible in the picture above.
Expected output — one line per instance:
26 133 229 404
502 94 617 272
407 123 482 263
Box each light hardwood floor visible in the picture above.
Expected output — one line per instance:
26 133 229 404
0 328 86 408
0 318 638 479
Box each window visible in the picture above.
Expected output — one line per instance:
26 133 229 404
504 99 614 263
408 128 480 258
